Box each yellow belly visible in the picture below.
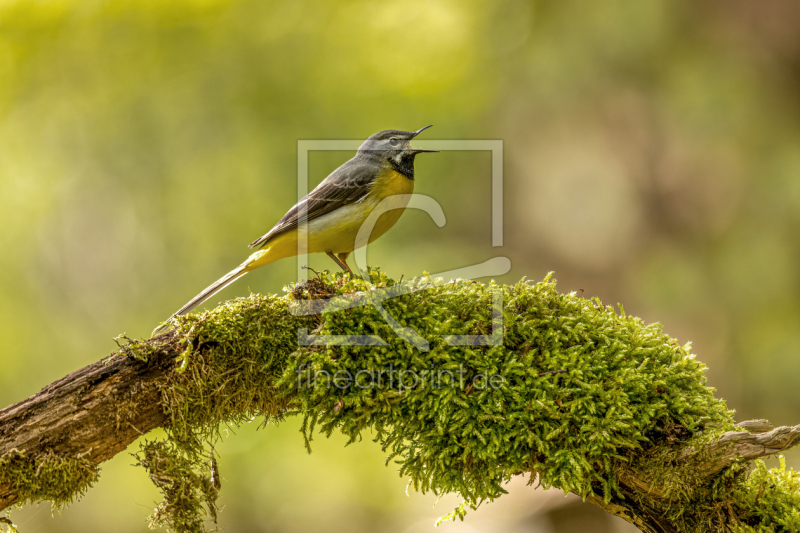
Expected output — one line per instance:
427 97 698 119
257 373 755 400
245 168 414 269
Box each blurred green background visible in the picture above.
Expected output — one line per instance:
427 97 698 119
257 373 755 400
2 0 800 531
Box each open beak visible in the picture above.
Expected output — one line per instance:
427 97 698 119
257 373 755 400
411 125 433 138
409 125 438 153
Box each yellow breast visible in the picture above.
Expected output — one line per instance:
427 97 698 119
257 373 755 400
364 168 415 243
370 168 416 199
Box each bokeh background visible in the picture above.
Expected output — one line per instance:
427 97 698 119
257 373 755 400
2 0 800 531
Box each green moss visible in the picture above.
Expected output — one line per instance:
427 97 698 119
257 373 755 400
735 457 800 532
5 270 798 532
0 450 98 509
161 292 310 452
135 440 220 533
615 432 750 530
279 270 735 524
131 292 312 532
113 333 160 362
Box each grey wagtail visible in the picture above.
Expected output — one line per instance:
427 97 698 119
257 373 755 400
154 126 436 334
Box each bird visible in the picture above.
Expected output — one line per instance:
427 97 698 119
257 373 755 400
153 126 437 334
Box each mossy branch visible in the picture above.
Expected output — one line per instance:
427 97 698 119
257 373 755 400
0 270 799 533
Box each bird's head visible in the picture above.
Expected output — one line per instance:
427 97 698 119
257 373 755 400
357 125 437 179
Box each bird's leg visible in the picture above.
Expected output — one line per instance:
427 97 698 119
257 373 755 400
326 251 352 275
337 252 354 276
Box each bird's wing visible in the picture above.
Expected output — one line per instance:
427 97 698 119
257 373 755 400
249 158 377 249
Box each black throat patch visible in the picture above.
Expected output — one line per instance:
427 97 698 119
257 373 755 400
390 153 416 180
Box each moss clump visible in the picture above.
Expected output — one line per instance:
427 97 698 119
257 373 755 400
735 457 800 532
279 270 734 523
615 431 752 530
161 292 310 452
112 333 160 362
0 450 98 509
129 292 312 532
135 440 220 533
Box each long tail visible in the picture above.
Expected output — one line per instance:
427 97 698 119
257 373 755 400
153 263 250 335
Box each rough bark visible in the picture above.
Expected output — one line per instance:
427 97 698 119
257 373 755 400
0 334 178 509
694 424 800 476
587 420 800 532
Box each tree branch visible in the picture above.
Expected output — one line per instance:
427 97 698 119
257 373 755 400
0 334 177 509
0 273 798 533
693 424 800 477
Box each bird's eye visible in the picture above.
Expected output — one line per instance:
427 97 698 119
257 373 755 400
389 138 399 147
